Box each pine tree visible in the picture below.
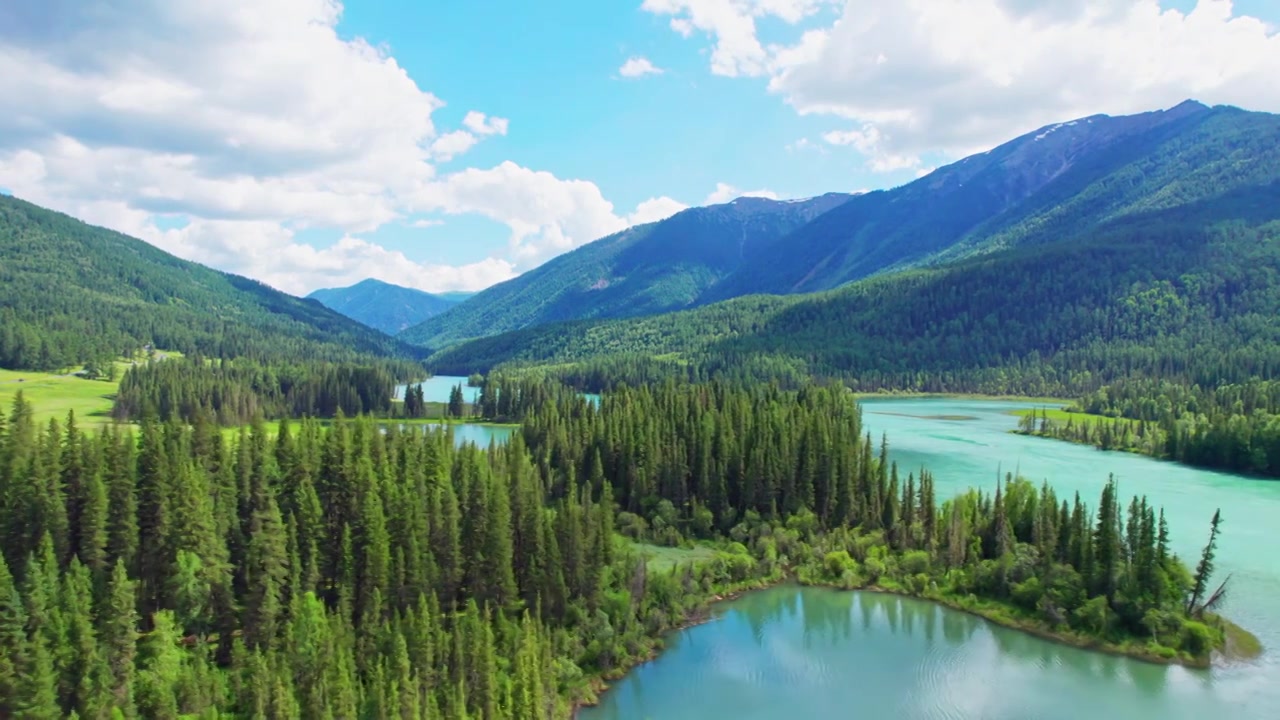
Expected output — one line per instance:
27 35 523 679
0 553 28 716
1093 477 1121 599
101 560 138 717
1186 509 1223 615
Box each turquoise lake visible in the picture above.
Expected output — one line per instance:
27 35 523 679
579 397 1280 720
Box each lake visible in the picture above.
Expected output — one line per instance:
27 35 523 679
396 375 600 407
580 397 1280 720
395 375 481 403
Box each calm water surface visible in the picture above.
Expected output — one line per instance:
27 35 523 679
581 397 1280 720
394 375 480 403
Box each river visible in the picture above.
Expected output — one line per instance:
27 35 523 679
580 397 1280 720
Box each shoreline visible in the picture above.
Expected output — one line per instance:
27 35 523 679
1008 427 1280 482
569 574 1259 718
853 391 1074 404
569 577 777 718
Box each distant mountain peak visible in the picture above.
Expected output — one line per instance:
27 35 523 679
308 279 463 334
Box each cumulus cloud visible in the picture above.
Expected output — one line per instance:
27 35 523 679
647 0 1280 169
415 161 689 267
704 182 779 204
619 56 665 78
462 111 509 136
0 0 645 294
640 0 836 76
628 196 689 225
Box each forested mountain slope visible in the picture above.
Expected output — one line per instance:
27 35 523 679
706 100 1280 298
429 186 1280 397
397 193 850 349
0 194 418 370
407 101 1280 354
307 278 460 334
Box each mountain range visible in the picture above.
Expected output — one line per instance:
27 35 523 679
397 192 851 349
401 100 1275 352
308 279 464 335
6 99 1280 400
420 100 1280 394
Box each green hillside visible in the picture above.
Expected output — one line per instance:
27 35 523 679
706 101 1280 298
397 193 850 349
308 278 460 334
428 187 1280 397
404 101 1280 355
0 194 418 370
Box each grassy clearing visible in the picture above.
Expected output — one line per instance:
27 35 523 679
1007 406 1140 431
627 541 719 573
0 367 121 427
0 349 184 429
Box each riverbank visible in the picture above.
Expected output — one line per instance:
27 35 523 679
569 574 783 718
1007 414 1280 481
797 577 1260 670
854 391 1074 404
568 570 1260 718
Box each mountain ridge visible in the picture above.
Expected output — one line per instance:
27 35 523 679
0 194 417 370
423 99 1280 395
427 190 1280 396
398 192 852 349
307 278 461 335
402 100 1270 350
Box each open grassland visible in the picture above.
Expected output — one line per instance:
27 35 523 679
1007 405 1139 430
0 350 183 428
0 367 120 427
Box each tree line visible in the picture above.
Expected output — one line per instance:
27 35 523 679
111 357 423 426
1066 378 1280 477
0 376 1233 718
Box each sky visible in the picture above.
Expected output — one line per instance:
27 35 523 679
1 0 1279 296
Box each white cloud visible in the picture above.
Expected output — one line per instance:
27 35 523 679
647 0 1280 169
628 196 689 225
462 111 509 136
640 0 837 76
619 56 665 78
822 126 919 172
429 130 480 162
704 182 779 205
416 161 689 267
0 0 637 294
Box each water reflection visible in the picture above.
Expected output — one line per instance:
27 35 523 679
578 585 1222 720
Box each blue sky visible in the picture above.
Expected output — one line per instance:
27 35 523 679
325 0 892 269
1 0 1278 294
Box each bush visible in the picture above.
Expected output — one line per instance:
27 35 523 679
824 550 858 578
900 550 931 576
1010 577 1044 611
1180 620 1215 656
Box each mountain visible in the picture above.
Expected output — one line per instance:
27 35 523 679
435 291 476 303
406 100 1280 353
427 180 1280 397
397 193 852 349
705 99 1265 299
0 194 418 370
308 278 462 334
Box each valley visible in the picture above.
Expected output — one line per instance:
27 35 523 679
3 99 1280 720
